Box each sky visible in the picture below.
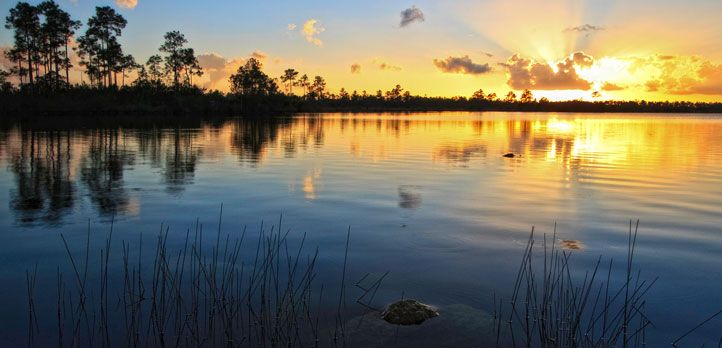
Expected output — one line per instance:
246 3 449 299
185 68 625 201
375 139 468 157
2 0 722 101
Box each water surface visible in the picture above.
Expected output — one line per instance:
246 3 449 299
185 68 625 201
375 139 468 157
1 112 721 345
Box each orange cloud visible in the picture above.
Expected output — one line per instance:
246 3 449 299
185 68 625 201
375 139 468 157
500 52 593 90
115 0 137 9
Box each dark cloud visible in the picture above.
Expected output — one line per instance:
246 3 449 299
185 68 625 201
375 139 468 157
350 63 361 74
499 52 593 90
563 24 605 33
483 52 494 58
602 82 626 91
433 55 492 75
400 6 425 27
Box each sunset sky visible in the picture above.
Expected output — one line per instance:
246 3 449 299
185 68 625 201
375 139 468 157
2 0 722 101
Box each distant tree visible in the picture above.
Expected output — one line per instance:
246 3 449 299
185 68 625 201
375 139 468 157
5 2 40 87
338 87 349 100
471 89 486 100
520 89 533 103
539 97 550 103
229 57 277 95
159 31 202 87
504 91 517 102
486 92 498 101
310 75 326 99
145 54 164 84
280 68 299 95
385 84 403 100
591 91 602 98
119 54 137 86
375 90 383 99
297 74 309 97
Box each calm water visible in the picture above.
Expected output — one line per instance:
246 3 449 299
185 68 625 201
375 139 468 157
1 112 722 346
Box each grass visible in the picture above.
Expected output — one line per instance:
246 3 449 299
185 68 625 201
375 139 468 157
27 210 357 347
24 217 722 347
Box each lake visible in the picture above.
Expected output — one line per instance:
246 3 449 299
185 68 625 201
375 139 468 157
1 112 721 346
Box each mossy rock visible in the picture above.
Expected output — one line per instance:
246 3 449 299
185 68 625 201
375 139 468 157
382 299 439 325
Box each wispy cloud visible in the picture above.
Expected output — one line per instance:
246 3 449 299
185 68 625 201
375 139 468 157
115 0 138 10
302 19 324 46
374 59 402 71
433 55 492 75
400 6 425 27
287 23 297 31
350 63 361 74
563 24 605 33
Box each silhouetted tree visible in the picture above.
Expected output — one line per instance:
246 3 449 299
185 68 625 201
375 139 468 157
79 6 127 87
5 2 40 87
504 91 517 102
0 68 13 92
159 31 202 87
280 68 299 95
145 54 164 84
471 89 486 100
520 89 533 103
38 1 80 88
297 74 310 97
487 92 498 101
310 75 326 99
385 84 403 100
229 57 278 95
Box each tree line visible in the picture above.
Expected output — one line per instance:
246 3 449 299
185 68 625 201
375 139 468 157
2 1 722 115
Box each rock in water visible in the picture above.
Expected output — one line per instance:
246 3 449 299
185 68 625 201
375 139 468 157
382 299 439 325
503 153 515 158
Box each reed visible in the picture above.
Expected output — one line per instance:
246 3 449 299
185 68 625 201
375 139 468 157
494 221 657 348
33 211 355 347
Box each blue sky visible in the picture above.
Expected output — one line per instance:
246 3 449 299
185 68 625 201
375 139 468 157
2 0 722 101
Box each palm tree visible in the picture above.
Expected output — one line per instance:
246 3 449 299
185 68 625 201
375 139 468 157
280 68 299 95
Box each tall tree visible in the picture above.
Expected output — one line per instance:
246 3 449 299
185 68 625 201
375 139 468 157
82 6 127 87
5 2 40 87
280 68 299 95
159 31 202 87
38 1 80 87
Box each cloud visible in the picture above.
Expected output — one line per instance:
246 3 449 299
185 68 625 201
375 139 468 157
287 23 297 31
400 6 425 27
433 55 492 75
645 80 660 92
374 60 402 71
302 19 324 46
483 52 494 58
197 51 270 91
601 82 626 91
250 50 267 60
563 24 605 33
115 0 137 9
630 55 722 95
350 63 361 74
500 52 594 90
